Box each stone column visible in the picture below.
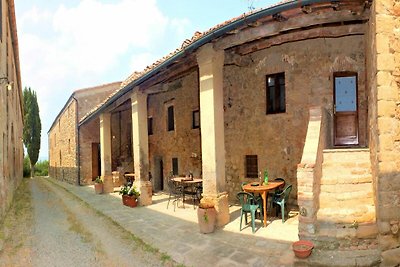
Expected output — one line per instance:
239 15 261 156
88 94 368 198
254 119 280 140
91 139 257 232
196 43 229 226
131 90 152 206
100 112 113 193
371 1 400 265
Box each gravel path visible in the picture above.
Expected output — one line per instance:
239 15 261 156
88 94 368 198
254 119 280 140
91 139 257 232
1 177 178 267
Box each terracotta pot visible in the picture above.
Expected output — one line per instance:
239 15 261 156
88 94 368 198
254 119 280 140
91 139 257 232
292 240 314 258
94 183 103 194
122 195 138 208
197 207 216 234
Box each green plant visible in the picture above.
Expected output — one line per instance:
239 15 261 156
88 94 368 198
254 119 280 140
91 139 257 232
94 176 103 184
119 184 140 197
23 155 31 177
34 160 48 176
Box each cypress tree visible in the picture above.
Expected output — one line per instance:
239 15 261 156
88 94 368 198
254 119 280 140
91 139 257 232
23 87 41 177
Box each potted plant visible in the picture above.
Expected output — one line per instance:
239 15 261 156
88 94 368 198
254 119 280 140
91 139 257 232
197 200 216 234
119 184 140 208
94 176 103 194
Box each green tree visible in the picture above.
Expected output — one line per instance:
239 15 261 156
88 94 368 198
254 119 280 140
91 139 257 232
23 87 41 177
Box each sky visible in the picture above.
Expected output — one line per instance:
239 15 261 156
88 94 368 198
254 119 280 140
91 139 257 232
14 0 277 161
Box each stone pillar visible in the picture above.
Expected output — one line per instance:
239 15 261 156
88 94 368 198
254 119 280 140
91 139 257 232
131 90 152 206
100 113 113 193
196 43 229 226
371 1 400 265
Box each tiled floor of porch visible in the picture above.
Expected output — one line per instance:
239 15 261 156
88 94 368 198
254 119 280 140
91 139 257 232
50 178 301 266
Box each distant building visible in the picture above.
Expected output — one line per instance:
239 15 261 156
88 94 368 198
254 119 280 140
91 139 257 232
48 82 121 185
0 0 24 220
50 0 400 264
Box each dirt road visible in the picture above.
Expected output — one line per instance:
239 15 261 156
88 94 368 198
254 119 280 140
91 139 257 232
0 177 179 267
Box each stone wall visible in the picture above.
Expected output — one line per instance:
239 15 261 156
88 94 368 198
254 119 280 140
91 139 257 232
76 82 121 120
223 35 367 202
49 82 120 185
370 0 400 265
147 70 202 191
111 109 132 172
0 0 24 220
48 100 78 184
79 118 100 185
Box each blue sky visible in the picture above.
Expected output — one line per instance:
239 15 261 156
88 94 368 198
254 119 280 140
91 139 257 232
14 0 277 161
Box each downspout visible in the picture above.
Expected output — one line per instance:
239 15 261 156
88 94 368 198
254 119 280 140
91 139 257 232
72 95 80 185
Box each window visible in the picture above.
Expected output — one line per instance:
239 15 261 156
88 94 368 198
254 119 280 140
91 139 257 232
148 117 153 135
266 73 285 114
192 110 200 129
167 106 174 131
245 155 258 178
172 158 178 176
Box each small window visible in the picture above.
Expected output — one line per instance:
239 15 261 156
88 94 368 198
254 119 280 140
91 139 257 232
148 117 153 135
60 150 62 165
245 155 258 178
266 73 285 114
172 158 178 176
167 106 174 131
192 110 200 129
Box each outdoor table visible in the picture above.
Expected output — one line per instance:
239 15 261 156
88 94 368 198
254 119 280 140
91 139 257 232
172 177 202 207
242 181 284 227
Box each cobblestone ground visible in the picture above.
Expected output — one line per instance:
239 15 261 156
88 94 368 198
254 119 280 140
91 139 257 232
0 177 179 267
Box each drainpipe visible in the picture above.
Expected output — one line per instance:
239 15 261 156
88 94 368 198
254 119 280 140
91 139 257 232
72 95 80 185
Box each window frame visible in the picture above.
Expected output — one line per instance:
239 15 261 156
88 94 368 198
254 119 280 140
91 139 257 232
245 155 258 178
167 105 175 131
148 117 153 135
192 110 200 129
266 72 286 114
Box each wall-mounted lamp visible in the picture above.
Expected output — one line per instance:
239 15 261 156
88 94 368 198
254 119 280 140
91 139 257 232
0 77 12 91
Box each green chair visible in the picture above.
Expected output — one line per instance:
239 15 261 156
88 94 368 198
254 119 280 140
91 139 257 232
237 192 263 233
271 184 292 223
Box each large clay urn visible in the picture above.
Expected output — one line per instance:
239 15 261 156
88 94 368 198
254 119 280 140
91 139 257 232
197 204 216 234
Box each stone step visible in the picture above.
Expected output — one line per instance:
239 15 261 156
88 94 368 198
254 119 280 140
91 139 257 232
323 148 370 163
294 248 380 267
320 174 372 185
317 205 376 224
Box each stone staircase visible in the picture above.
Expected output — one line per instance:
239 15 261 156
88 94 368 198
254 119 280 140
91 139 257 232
316 148 376 241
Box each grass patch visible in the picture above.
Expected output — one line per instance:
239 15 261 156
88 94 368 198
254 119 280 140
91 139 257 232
0 177 33 260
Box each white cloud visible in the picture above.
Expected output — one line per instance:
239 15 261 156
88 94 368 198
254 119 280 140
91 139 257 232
17 0 189 159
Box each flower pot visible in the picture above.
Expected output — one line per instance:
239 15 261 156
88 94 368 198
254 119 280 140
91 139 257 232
197 207 216 234
122 195 138 208
292 240 314 258
94 183 103 194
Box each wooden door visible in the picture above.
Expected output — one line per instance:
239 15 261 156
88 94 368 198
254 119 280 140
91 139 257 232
92 143 101 179
334 73 359 146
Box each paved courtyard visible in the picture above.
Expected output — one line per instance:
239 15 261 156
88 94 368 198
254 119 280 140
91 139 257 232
49 177 300 266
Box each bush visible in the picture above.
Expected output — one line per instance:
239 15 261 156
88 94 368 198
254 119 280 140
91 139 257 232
23 156 30 177
35 160 49 176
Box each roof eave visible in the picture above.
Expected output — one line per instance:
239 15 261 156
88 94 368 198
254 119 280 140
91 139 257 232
78 0 332 126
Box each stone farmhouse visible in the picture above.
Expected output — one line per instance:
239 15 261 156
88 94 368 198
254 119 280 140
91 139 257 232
49 0 400 263
48 82 121 185
0 0 24 220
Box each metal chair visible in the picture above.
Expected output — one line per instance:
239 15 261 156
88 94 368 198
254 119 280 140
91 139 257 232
237 192 263 233
270 184 292 223
167 179 183 211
